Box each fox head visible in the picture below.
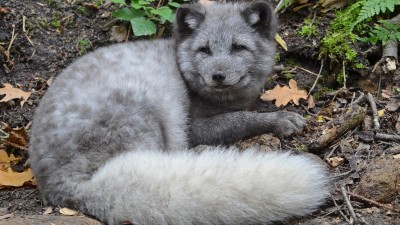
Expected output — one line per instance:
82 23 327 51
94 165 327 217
175 1 277 104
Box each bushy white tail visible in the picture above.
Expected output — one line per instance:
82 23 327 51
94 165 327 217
78 147 329 225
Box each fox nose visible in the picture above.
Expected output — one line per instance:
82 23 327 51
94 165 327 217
212 73 226 82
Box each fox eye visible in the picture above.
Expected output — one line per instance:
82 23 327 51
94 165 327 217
231 44 248 52
198 46 212 55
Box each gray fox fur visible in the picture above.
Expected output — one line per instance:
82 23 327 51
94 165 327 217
29 1 329 225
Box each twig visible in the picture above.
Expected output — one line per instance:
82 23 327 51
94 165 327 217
331 196 352 224
375 132 400 142
342 61 347 90
7 25 17 54
274 0 285 13
325 144 339 160
1 139 28 151
367 93 380 130
23 16 34 46
296 66 319 77
352 92 366 106
340 186 357 224
347 192 400 213
308 59 324 95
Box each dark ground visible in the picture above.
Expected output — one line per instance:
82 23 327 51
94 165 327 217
1 0 399 224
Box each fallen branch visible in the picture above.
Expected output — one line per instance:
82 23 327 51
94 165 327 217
309 105 366 152
367 92 380 130
341 186 357 224
375 132 400 142
347 191 400 213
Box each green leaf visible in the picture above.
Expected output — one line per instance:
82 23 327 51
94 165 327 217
112 8 145 21
110 0 126 5
168 2 181 8
130 17 157 36
151 7 174 22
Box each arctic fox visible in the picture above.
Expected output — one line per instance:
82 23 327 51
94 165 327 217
29 1 329 225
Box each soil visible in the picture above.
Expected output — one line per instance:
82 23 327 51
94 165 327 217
1 0 400 225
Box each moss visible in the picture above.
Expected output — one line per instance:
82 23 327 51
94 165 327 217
298 18 318 38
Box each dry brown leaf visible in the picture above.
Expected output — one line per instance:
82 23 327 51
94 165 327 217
0 168 35 188
0 83 31 107
59 207 80 216
0 149 20 164
327 157 344 167
9 126 28 149
0 7 9 14
260 79 307 107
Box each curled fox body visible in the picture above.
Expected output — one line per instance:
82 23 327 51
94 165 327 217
30 2 329 224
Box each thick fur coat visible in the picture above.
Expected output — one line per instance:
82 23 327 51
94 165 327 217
29 2 329 225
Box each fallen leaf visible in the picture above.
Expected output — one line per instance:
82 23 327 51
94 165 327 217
110 26 128 42
385 100 400 112
0 149 20 164
0 83 31 107
393 154 400 159
0 168 35 188
0 7 9 14
59 207 80 216
275 33 287 51
316 115 325 123
260 79 307 107
8 126 28 149
46 77 55 86
327 157 344 167
378 109 385 117
43 207 53 215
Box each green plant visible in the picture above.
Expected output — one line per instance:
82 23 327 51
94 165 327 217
353 0 400 26
110 0 187 37
77 38 92 54
319 3 361 64
320 32 357 63
363 20 400 45
275 0 294 13
298 18 318 38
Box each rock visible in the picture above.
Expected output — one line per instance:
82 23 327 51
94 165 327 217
354 157 400 203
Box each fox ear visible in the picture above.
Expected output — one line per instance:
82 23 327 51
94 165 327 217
175 5 205 38
242 1 277 40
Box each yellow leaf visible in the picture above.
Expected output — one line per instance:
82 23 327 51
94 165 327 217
260 79 307 107
274 33 288 51
0 83 31 107
316 115 325 123
378 109 385 117
0 168 35 188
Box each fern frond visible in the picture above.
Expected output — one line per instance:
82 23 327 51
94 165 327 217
354 0 400 26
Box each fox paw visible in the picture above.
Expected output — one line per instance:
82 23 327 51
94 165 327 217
268 111 306 137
